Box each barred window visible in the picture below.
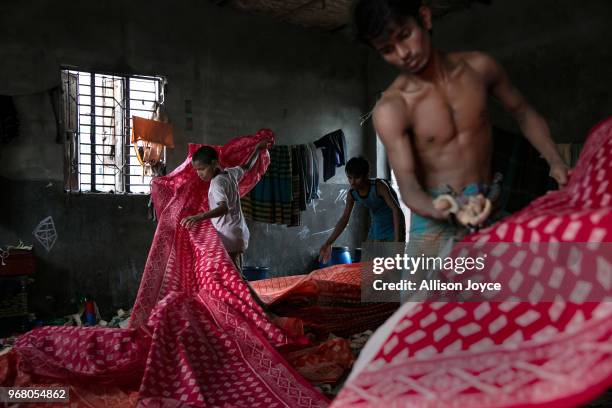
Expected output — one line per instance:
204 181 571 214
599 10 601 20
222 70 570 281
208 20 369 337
61 70 165 194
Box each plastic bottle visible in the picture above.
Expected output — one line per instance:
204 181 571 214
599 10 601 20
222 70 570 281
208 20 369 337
84 298 96 326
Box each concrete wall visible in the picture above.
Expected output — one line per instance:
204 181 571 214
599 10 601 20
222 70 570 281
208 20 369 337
0 178 154 320
366 0 612 144
0 0 369 318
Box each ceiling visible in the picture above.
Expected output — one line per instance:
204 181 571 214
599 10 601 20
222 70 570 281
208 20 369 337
210 0 492 31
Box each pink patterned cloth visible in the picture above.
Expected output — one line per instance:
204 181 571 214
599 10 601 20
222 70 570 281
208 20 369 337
6 118 612 407
8 129 329 407
332 118 612 407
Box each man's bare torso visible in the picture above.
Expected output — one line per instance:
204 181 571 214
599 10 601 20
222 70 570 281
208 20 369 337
383 51 493 192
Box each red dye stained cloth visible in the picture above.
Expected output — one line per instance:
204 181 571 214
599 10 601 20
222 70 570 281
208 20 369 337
2 129 330 407
332 118 612 408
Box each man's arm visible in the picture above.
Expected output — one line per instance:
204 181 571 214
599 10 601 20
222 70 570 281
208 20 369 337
374 96 446 219
241 140 271 173
471 52 570 187
319 194 355 263
180 202 229 228
376 180 404 242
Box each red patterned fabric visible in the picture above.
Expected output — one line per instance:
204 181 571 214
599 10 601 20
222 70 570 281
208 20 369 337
130 129 277 335
252 264 398 337
4 118 612 407
332 117 612 407
284 338 355 384
2 129 330 407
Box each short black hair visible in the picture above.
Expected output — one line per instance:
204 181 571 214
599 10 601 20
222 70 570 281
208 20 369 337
345 156 370 178
352 0 423 44
192 146 218 164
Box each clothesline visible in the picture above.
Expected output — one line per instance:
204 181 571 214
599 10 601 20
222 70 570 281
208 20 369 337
242 129 347 226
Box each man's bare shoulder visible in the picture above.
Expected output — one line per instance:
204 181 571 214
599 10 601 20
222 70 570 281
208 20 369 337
373 91 411 136
449 51 503 81
449 50 496 66
375 90 408 115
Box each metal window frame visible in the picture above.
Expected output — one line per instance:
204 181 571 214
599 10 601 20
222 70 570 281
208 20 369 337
61 68 165 194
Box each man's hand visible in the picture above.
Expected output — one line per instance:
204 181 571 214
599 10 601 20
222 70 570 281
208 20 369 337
180 214 203 228
242 139 273 172
257 139 272 150
549 162 570 188
319 244 332 264
433 195 458 218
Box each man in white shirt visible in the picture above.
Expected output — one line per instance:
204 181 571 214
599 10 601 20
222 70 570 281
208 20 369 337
180 139 270 272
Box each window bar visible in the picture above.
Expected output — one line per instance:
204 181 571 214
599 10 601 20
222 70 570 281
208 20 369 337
124 77 131 193
73 72 80 192
90 72 96 191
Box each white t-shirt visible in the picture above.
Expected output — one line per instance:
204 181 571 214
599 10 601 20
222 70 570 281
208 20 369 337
208 166 249 252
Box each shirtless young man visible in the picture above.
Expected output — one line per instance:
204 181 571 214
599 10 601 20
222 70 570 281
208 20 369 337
352 0 569 238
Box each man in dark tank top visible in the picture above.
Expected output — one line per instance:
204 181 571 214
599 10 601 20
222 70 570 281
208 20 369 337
319 157 405 263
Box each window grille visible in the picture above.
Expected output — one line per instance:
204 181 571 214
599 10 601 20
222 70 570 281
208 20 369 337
61 70 165 194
